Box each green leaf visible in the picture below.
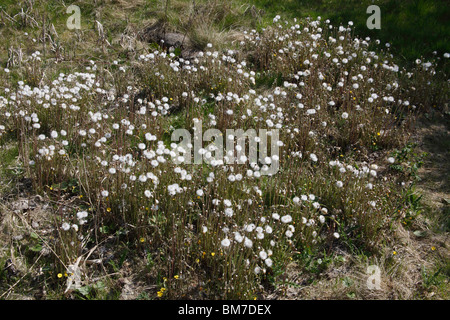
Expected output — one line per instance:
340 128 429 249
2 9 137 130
93 281 105 291
99 226 110 234
77 286 91 296
174 47 182 56
30 244 42 252
30 232 39 240
342 277 353 287
346 292 356 299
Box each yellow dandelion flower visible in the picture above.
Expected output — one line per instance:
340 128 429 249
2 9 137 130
393 251 397 255
57 273 63 278
157 291 163 297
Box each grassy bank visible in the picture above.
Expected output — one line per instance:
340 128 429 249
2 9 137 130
250 0 450 67
0 0 448 300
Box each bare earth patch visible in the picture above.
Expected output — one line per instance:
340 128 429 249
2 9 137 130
414 111 450 229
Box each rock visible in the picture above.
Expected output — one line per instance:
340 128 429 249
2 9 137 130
11 198 38 213
119 277 141 300
139 20 200 60
286 286 299 298
11 199 29 213
163 32 190 49
12 235 23 241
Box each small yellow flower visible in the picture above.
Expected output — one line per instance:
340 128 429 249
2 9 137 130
107 207 111 212
211 252 215 257
157 291 163 297
174 275 179 279
57 273 63 278
140 237 145 243
161 288 166 292
431 246 436 251
377 132 381 136
393 251 397 255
